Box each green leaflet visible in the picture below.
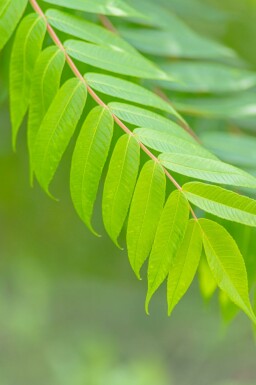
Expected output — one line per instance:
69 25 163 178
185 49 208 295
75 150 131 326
159 153 256 188
85 72 178 117
70 106 113 235
134 127 216 159
102 134 140 247
198 255 217 301
171 90 256 119
108 102 190 141
34 78 87 195
10 13 46 149
0 0 28 50
146 190 189 312
183 182 256 227
64 40 169 80
199 218 256 323
46 9 136 54
156 62 256 94
127 160 166 279
28 46 65 183
200 131 256 169
167 219 202 315
119 26 235 60
43 0 142 17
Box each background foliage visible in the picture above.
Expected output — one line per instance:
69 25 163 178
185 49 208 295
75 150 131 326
1 0 256 383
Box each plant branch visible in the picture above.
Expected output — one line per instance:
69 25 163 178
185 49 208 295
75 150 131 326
28 0 198 220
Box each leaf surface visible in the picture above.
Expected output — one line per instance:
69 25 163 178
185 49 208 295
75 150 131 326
70 106 113 235
46 9 136 54
28 46 65 181
102 134 140 247
199 218 256 323
86 72 177 116
43 0 142 17
134 127 216 159
34 78 87 195
10 13 46 148
183 182 256 227
159 153 256 188
167 219 202 315
146 190 189 312
127 160 166 279
109 102 190 141
65 39 169 80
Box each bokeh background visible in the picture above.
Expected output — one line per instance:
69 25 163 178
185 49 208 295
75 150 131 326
1 0 256 384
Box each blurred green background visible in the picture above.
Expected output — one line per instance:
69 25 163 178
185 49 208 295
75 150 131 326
1 0 256 384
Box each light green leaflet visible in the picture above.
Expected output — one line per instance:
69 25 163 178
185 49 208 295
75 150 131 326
34 78 87 195
183 182 256 227
146 190 189 312
10 13 46 149
167 219 202 315
64 40 169 80
119 26 235 60
102 134 140 247
156 62 256 93
43 0 142 17
46 9 136 54
0 0 28 50
127 160 166 279
70 106 113 235
198 255 217 301
108 103 190 141
85 73 177 116
200 131 256 168
172 90 256 119
199 218 256 323
134 127 216 159
159 153 256 188
28 46 65 182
